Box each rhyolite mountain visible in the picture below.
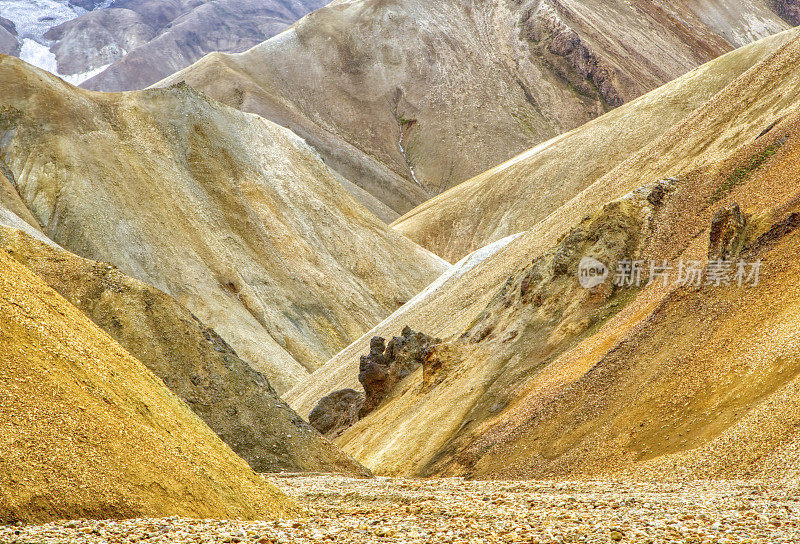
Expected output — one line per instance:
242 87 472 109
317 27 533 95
0 223 368 477
0 249 299 523
162 0 791 221
392 28 800 262
287 26 800 482
0 55 448 394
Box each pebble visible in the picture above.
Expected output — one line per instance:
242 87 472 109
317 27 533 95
2 477 799 543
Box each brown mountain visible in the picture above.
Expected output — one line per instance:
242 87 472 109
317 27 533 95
0 55 448 393
160 0 790 220
286 26 800 482
393 29 800 262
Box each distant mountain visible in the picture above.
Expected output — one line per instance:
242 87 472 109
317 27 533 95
0 17 18 55
161 0 791 221
0 0 327 88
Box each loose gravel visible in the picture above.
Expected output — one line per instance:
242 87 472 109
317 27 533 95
3 476 800 543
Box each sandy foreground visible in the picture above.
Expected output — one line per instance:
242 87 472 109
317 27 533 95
3 476 800 543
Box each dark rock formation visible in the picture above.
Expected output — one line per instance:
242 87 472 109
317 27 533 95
310 327 440 437
709 203 749 261
359 327 441 417
308 389 365 438
647 178 678 207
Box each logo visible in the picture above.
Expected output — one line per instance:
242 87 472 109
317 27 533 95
578 257 609 289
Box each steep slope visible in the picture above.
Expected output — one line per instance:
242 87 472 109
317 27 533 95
0 225 368 476
0 16 18 55
0 250 297 523
161 0 789 219
0 55 448 393
394 28 800 262
287 29 800 480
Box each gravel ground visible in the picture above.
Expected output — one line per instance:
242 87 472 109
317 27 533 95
3 476 800 543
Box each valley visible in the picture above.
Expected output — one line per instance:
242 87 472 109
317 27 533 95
1 0 800 539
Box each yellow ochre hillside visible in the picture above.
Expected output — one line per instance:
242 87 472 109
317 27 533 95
0 251 297 523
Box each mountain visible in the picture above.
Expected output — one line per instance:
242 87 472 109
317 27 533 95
0 224 368 476
0 249 297 523
393 29 800 262
161 0 790 220
0 0 327 88
0 17 18 55
0 55 448 393
285 27 800 481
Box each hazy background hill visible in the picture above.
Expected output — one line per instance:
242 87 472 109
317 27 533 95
0 0 327 88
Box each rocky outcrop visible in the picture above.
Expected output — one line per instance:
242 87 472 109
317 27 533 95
309 327 440 437
708 203 749 261
308 389 364 438
359 328 441 416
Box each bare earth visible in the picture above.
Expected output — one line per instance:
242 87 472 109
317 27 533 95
4 476 800 543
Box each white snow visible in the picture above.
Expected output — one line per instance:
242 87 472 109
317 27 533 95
408 231 527 309
0 0 84 39
334 231 527 357
18 37 59 72
63 62 110 85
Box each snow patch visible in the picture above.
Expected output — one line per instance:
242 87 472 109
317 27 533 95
63 62 110 85
337 231 527 356
0 0 85 40
19 37 58 72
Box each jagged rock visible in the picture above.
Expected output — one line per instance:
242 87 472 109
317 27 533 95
308 389 365 438
359 328 441 417
310 327 440 437
709 203 749 260
647 179 678 207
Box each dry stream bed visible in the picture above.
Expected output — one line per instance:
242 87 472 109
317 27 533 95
3 476 800 543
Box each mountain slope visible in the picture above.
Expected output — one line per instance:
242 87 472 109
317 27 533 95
0 16 17 55
0 250 297 523
286 28 800 480
0 55 448 393
393 28 800 262
0 224 368 476
161 0 789 219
